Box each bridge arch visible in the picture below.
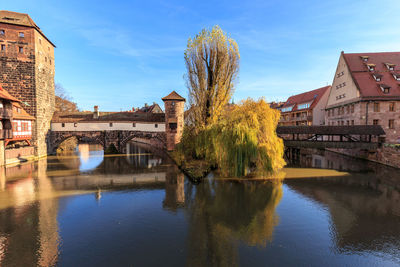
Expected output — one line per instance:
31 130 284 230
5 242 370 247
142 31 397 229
49 131 105 154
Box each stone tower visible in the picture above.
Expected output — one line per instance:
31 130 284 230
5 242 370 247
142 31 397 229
162 91 185 151
0 11 55 157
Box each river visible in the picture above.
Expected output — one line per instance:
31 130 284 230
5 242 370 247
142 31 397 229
0 143 399 266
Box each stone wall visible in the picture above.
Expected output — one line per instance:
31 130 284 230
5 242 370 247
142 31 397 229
367 146 400 168
5 146 34 159
0 23 55 157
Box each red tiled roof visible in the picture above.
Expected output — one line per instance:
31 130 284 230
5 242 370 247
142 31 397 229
281 86 330 112
12 102 34 120
162 91 185 101
0 86 21 102
343 52 400 98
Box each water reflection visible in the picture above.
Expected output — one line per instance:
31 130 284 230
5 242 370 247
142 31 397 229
185 179 283 266
0 144 398 265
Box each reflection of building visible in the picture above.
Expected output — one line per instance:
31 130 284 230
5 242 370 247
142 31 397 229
0 160 59 266
163 167 185 211
279 86 330 126
286 174 400 254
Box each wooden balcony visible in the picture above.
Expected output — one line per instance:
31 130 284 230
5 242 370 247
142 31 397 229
0 129 12 140
0 108 13 119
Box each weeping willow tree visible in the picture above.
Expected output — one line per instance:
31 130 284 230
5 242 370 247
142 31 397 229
184 25 240 129
180 98 285 177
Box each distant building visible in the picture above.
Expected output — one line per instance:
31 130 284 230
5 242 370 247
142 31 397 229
0 10 55 156
279 86 331 126
52 107 166 132
325 52 400 143
136 103 163 113
269 101 284 110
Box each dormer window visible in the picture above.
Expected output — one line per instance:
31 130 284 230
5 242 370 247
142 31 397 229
281 105 294 112
360 56 369 62
367 64 376 72
379 84 390 94
297 102 312 110
0 30 4 35
372 73 382 82
392 73 400 81
385 63 395 71
18 32 24 38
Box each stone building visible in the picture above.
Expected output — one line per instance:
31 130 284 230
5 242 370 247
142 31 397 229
325 52 400 143
279 86 330 126
0 10 55 157
162 91 185 151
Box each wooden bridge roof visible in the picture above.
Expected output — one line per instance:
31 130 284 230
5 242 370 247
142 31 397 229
276 125 385 135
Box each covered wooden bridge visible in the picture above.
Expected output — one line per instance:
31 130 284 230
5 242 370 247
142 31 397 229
276 125 385 150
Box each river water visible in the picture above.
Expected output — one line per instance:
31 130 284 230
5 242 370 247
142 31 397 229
0 143 399 266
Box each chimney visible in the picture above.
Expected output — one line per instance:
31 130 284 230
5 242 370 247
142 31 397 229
144 103 148 107
93 105 99 119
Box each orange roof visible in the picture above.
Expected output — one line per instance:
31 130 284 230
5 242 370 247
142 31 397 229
281 86 331 112
12 102 34 120
0 10 55 47
0 86 21 102
343 51 400 99
162 91 186 101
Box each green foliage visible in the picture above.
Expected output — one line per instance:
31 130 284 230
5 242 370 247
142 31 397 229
177 98 285 178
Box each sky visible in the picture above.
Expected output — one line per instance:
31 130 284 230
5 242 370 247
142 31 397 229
2 0 400 111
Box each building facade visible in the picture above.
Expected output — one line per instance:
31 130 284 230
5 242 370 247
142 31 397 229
325 52 400 143
0 10 55 156
279 86 330 126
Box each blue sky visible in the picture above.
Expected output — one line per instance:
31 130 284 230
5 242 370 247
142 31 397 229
3 0 400 111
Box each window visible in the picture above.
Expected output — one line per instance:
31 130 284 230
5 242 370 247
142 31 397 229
155 123 158 128
0 44 4 51
169 123 177 131
109 122 113 127
351 120 354 125
281 106 294 112
74 123 77 127
0 102 3 108
373 119 379 125
45 57 47 62
389 119 394 129
346 120 350 125
373 73 382 82
389 102 395 112
346 105 350 114
351 104 355 113
18 47 23 53
61 123 65 127
49 59 52 65
367 64 375 71
298 102 312 110
132 123 136 127
373 102 380 112
385 63 395 71
0 30 4 35
171 101 175 106
393 73 400 81
336 71 344 78
19 32 24 38
380 84 390 94
39 38 41 44
360 56 369 62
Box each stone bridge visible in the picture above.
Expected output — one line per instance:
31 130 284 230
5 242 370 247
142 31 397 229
48 130 166 154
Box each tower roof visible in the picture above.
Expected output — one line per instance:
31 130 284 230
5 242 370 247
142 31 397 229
162 91 186 101
0 10 56 47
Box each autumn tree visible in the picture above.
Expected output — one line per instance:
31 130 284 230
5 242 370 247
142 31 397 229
184 25 240 129
55 83 79 112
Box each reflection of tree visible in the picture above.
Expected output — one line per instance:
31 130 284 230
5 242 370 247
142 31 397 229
185 180 283 266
